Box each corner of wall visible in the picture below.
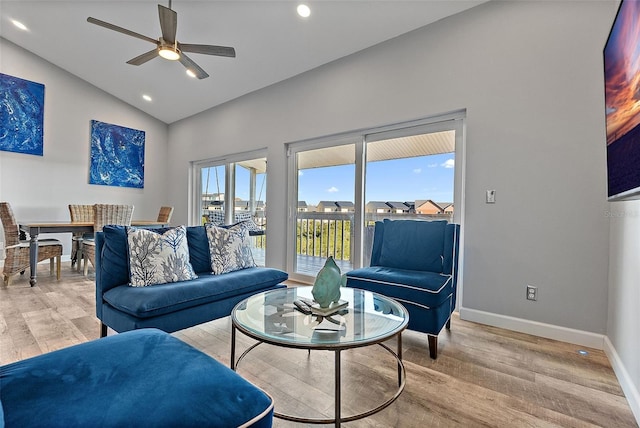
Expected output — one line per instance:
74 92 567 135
604 336 640 426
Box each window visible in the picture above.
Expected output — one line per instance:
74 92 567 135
193 150 267 266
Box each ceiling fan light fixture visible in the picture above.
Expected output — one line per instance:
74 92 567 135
159 47 180 61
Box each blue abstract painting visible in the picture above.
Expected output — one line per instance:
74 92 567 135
89 120 145 188
0 73 45 156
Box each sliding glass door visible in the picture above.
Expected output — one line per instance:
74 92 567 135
287 114 464 282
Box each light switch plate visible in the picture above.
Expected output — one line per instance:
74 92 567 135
486 190 496 203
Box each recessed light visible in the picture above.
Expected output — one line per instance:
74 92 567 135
297 4 311 18
186 69 196 78
11 19 28 31
142 94 152 102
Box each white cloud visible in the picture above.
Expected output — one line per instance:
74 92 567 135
327 186 339 193
298 170 304 176
413 168 422 174
441 159 455 169
427 163 438 168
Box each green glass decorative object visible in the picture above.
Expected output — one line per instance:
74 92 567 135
312 256 347 308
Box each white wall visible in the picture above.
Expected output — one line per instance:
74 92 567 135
0 38 169 257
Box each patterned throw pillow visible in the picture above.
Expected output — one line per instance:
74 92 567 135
206 221 256 274
206 210 226 225
206 210 263 233
127 226 198 287
233 212 263 233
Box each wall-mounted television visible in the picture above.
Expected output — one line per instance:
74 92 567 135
604 0 640 201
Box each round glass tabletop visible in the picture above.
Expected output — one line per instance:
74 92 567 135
232 286 409 349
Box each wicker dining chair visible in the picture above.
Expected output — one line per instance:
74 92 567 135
157 206 174 224
1 202 63 286
68 204 94 269
82 204 134 276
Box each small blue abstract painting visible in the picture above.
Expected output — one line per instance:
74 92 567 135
89 120 145 188
0 73 45 156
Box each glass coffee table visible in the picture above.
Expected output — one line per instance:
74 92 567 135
231 286 409 427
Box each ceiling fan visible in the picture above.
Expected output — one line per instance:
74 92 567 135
87 1 235 79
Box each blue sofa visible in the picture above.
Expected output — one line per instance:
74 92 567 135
346 219 460 359
0 329 274 427
96 225 288 337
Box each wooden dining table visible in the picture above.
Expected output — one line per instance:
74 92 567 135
19 220 168 286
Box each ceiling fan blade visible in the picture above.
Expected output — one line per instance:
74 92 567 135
179 53 209 79
127 49 159 66
178 43 236 58
87 17 157 44
158 5 177 44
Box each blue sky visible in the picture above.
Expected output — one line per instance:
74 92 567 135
203 152 455 205
299 153 455 205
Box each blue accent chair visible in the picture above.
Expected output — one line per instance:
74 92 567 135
346 219 460 359
0 329 274 427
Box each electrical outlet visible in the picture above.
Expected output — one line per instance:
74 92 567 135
526 284 537 301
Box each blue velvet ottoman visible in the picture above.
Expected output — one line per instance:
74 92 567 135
0 329 273 427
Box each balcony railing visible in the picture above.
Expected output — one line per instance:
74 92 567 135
211 210 452 277
293 211 453 275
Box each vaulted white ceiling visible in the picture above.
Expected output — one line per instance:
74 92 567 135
1 1 485 124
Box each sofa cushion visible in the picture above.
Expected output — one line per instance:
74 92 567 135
186 225 212 274
0 329 274 427
346 266 453 308
378 219 446 272
99 226 131 292
206 222 256 274
127 226 198 287
103 267 288 318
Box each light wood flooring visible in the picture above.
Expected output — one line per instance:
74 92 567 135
1 263 637 427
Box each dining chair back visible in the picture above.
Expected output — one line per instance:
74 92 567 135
157 206 174 224
83 204 134 275
1 202 62 286
68 204 94 268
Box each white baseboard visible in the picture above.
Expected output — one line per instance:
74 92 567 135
458 306 605 350
604 336 640 426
